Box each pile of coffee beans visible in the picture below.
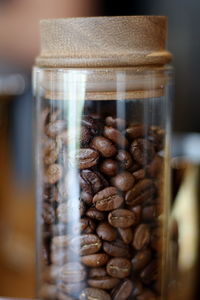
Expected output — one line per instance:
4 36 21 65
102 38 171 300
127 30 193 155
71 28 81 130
40 107 164 300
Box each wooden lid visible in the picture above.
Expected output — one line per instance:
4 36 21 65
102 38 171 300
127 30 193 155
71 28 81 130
36 16 172 68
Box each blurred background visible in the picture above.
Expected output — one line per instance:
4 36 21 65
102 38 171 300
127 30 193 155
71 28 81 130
0 0 199 299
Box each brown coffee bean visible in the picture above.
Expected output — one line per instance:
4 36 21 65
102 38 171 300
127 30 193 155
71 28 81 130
58 281 86 298
80 190 93 205
86 207 105 221
42 266 60 283
81 170 107 194
111 171 135 191
112 279 133 300
70 234 102 256
133 224 151 250
77 218 96 234
45 163 63 184
108 209 136 228
80 126 92 146
130 206 142 224
148 125 164 151
105 116 126 129
79 288 111 300
43 184 58 203
44 148 59 165
88 267 107 278
106 257 132 278
132 249 152 271
57 201 85 223
136 289 157 300
104 126 129 148
91 136 117 157
42 202 55 224
130 139 155 165
132 279 144 297
100 159 118 176
118 227 133 244
96 222 117 241
133 169 146 180
88 276 119 290
125 179 155 206
60 262 86 283
116 150 133 169
126 124 146 139
142 205 157 222
46 120 67 138
147 155 163 178
151 227 162 251
52 235 70 249
93 187 124 211
103 240 130 257
78 148 99 169
81 253 109 267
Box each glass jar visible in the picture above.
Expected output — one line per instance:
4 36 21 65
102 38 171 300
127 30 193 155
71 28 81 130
34 16 173 300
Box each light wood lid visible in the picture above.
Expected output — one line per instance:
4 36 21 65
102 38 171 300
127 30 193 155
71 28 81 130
36 16 172 68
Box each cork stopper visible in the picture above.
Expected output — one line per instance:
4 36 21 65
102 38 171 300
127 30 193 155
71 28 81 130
36 16 172 68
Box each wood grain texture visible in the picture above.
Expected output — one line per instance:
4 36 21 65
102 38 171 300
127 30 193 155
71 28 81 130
36 16 172 68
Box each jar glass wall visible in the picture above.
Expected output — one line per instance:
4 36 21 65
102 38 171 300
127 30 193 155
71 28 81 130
34 67 172 300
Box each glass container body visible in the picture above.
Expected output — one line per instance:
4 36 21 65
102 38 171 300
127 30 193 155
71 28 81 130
34 67 172 300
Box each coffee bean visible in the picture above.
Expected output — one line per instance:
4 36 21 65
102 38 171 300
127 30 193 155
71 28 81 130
52 235 70 249
116 150 133 169
148 126 164 151
79 288 111 300
130 139 155 165
42 266 60 283
88 268 107 278
108 209 136 228
57 201 85 223
105 116 126 129
93 187 124 211
44 148 59 165
86 207 105 221
70 234 102 256
142 205 157 222
130 206 142 224
81 253 109 267
104 126 129 148
88 276 120 290
82 115 99 135
125 179 155 206
42 202 55 224
45 163 63 184
118 227 133 244
81 170 106 194
46 120 67 138
78 218 96 234
132 249 152 271
106 257 132 278
91 136 117 157
80 190 93 205
111 171 135 191
77 148 99 169
132 279 144 297
112 279 133 300
136 289 157 300
80 126 92 146
133 169 146 180
133 224 151 250
126 124 146 139
151 227 162 251
60 262 86 283
103 240 130 257
146 155 163 178
96 222 117 241
100 159 118 176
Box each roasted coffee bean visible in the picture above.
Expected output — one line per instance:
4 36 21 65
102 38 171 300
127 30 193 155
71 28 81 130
91 136 117 157
130 139 155 165
81 253 109 267
77 148 99 169
44 148 59 165
118 227 133 244
100 159 118 176
46 120 67 138
136 289 157 300
58 281 86 298
42 202 55 224
81 170 106 194
133 169 146 180
96 222 117 241
130 206 142 224
106 257 132 278
79 287 111 300
131 279 144 297
88 276 119 290
93 187 124 211
60 262 86 283
70 234 102 256
43 185 58 203
80 126 92 146
57 201 85 223
103 240 130 257
142 205 157 222
112 279 133 300
86 207 105 221
45 163 63 184
125 179 155 206
148 126 164 151
111 171 135 191
88 267 107 278
151 227 162 251
108 209 136 228
147 155 163 178
132 249 152 271
116 150 133 169
133 224 151 250
77 218 96 234
104 126 129 148
82 115 99 135
126 124 146 139
80 190 93 205
105 116 126 129
52 235 70 249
